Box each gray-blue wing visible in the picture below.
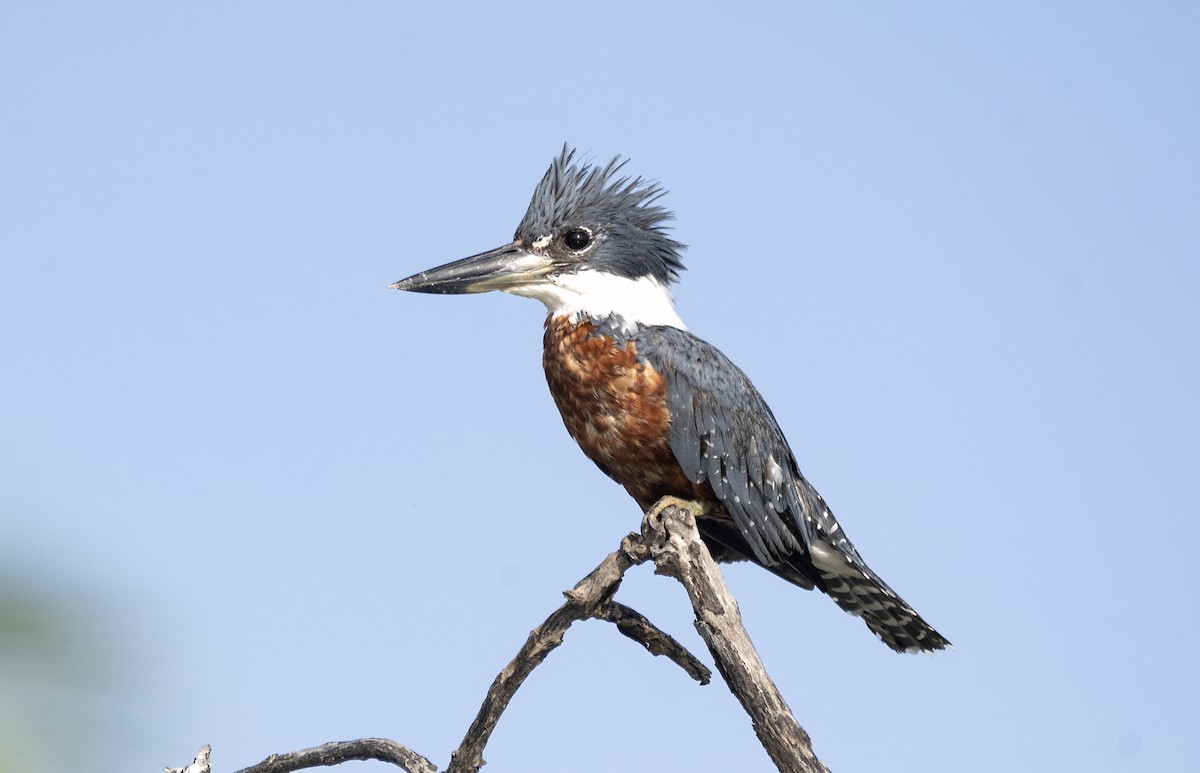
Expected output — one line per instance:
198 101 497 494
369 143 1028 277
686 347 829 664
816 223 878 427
634 325 951 653
634 325 848 566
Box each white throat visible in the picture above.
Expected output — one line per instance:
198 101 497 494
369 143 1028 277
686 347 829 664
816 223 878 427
505 269 687 332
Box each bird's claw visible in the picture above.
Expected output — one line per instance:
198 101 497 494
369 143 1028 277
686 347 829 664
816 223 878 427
643 496 709 534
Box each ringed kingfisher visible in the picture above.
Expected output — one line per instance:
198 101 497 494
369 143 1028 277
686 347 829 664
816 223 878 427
391 147 949 653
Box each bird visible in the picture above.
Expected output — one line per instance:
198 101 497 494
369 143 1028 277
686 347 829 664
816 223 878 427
391 146 950 653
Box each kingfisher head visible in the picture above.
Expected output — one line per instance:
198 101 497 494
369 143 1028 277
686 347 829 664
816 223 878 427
391 146 688 330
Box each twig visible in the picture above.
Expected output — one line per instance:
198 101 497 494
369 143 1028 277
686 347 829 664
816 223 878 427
233 739 436 773
446 535 709 773
166 744 211 773
592 600 711 684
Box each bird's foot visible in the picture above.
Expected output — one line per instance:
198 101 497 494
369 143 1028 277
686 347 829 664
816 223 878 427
643 496 710 534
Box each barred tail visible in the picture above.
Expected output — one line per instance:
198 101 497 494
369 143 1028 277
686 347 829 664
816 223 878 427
806 542 950 653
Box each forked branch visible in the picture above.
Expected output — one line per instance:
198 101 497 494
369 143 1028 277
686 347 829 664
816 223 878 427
635 503 831 773
444 533 709 773
171 499 828 773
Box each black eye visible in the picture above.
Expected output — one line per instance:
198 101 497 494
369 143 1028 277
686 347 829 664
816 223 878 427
563 229 591 251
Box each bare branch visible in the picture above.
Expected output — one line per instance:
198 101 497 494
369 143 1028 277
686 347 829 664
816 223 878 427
173 498 831 773
592 600 711 684
233 739 436 773
640 501 831 773
446 535 708 773
166 745 211 773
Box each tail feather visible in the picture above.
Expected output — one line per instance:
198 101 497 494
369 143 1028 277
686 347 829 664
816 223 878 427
699 517 950 652
804 543 951 653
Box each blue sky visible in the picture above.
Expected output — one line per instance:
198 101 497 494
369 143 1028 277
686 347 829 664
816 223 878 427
2 2 1198 771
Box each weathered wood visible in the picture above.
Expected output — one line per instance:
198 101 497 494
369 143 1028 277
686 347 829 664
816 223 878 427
637 502 831 773
170 497 829 773
233 738 437 773
446 535 708 773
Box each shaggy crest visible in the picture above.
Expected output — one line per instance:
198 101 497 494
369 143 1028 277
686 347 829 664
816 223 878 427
515 145 687 284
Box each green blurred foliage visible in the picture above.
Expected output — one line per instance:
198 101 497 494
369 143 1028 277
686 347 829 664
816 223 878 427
0 574 123 773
